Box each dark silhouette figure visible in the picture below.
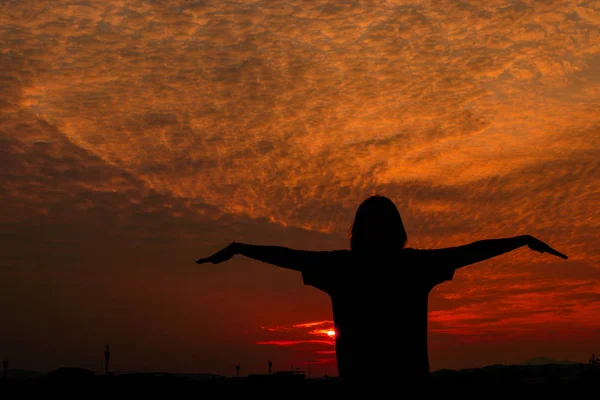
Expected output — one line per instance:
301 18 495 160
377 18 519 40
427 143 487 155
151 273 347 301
196 195 568 384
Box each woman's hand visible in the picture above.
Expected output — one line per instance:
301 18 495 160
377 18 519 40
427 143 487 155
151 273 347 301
196 242 240 264
526 235 568 259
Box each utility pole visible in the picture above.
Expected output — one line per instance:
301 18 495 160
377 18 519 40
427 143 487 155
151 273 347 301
104 345 110 376
235 365 240 378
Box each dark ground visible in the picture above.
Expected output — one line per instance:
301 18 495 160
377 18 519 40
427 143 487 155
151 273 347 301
1 363 598 388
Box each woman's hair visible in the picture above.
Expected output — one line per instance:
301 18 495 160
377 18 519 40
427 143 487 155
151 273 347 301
349 195 408 252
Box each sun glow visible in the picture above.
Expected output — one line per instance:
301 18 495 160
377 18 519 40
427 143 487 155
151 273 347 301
306 327 337 338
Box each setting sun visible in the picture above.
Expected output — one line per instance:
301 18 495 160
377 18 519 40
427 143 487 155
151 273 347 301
306 326 337 338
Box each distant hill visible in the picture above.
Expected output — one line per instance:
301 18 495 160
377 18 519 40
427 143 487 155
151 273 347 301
114 372 225 381
47 367 95 379
520 357 577 365
2 364 598 386
6 369 44 380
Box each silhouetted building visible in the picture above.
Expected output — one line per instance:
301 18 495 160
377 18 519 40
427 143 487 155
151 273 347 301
275 370 305 381
248 370 305 382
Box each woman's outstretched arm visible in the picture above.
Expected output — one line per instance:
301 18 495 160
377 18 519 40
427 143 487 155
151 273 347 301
195 242 343 271
432 235 568 270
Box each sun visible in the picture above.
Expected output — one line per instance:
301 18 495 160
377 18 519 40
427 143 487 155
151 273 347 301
327 330 336 337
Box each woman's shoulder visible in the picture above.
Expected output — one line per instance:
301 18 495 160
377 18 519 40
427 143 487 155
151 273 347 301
330 248 351 260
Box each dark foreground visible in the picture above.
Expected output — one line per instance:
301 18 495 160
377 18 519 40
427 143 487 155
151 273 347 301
2 363 598 388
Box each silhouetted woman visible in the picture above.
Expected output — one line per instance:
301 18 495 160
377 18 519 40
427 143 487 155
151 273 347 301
196 195 567 384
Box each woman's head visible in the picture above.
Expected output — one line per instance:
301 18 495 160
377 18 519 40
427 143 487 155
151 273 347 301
349 195 407 253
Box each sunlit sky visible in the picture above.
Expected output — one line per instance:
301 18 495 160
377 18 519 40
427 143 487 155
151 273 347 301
1 0 599 377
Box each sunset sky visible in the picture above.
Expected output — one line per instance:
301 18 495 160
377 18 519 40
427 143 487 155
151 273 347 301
1 0 599 377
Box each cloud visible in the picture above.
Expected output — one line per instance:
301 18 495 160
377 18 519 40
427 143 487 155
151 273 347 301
2 0 597 232
293 320 334 328
256 340 334 347
258 320 336 361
